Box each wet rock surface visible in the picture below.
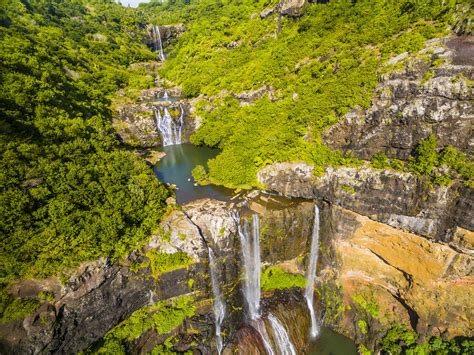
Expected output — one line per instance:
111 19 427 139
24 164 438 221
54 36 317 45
114 98 197 148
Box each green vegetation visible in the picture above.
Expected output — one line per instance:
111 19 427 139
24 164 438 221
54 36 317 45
351 294 379 318
409 136 473 187
0 0 169 280
0 291 39 324
381 325 474 354
260 266 306 291
357 319 368 335
371 135 473 187
191 164 209 184
0 0 171 320
140 0 467 188
90 295 196 354
358 344 371 355
132 250 193 279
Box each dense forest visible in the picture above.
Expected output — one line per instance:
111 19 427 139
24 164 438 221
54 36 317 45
0 0 171 318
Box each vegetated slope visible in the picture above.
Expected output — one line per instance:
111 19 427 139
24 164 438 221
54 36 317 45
145 0 469 188
0 0 169 292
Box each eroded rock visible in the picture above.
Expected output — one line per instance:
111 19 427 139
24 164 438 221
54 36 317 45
324 37 474 160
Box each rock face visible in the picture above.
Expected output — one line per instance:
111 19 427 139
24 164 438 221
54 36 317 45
0 258 207 353
324 37 474 160
144 24 185 50
258 161 474 349
260 0 307 18
114 98 198 148
258 163 474 242
320 206 474 347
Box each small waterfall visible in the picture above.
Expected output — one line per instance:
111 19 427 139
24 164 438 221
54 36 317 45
208 248 226 354
154 107 183 146
268 314 297 355
252 318 274 355
305 204 321 338
236 213 261 320
163 90 169 99
150 25 165 61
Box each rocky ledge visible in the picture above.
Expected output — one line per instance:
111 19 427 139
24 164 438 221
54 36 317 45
324 36 474 160
258 162 473 243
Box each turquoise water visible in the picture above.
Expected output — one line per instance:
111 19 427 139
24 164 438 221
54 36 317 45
153 144 233 204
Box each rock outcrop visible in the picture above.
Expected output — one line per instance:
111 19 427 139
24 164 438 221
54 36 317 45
324 37 474 160
260 0 307 18
320 206 473 348
258 163 474 242
113 96 198 148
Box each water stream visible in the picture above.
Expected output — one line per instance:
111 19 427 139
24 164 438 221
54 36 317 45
236 213 261 321
268 313 297 355
305 205 321 338
154 105 184 146
208 248 226 354
150 24 165 61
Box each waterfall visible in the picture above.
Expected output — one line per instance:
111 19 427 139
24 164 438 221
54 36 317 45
150 25 165 61
154 107 183 146
236 213 261 320
208 248 226 354
163 90 169 99
268 314 297 355
305 204 321 338
252 318 274 355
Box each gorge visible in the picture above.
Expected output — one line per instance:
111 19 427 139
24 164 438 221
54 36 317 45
0 0 473 354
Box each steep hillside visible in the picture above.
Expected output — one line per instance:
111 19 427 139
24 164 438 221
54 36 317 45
144 0 472 188
0 0 170 318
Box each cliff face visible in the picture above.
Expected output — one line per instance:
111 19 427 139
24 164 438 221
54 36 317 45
258 162 474 348
113 93 198 148
258 163 473 242
324 37 473 160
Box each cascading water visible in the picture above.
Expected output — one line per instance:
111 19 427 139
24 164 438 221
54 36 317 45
252 318 274 355
154 107 183 146
208 248 226 354
305 204 321 338
163 90 169 99
268 314 297 355
235 213 261 320
150 25 165 61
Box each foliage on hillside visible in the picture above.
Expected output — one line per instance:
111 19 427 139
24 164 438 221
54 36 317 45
371 135 473 187
88 295 196 354
143 0 468 188
0 0 169 288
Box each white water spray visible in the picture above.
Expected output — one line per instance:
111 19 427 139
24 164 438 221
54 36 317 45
154 107 183 146
208 248 226 354
236 213 261 320
150 25 165 61
252 318 274 355
163 90 169 99
305 205 321 338
268 314 297 355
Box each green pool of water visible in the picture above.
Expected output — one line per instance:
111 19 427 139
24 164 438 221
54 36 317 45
309 327 357 355
153 144 233 204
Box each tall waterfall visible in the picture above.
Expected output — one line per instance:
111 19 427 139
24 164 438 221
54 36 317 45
236 213 261 320
305 204 321 338
268 314 297 355
154 105 184 146
208 248 226 354
150 25 165 61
